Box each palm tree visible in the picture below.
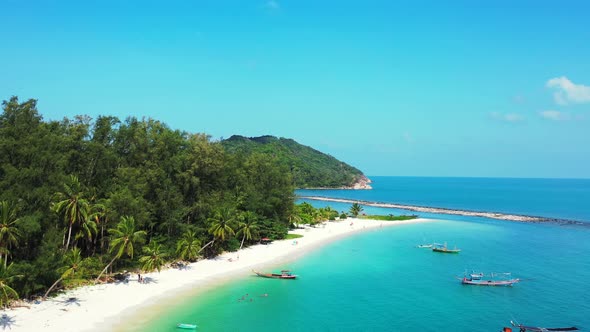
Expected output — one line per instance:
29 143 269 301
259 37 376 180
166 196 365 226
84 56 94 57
176 230 201 262
236 211 259 250
287 211 302 228
89 200 110 252
0 263 21 308
299 202 315 215
74 217 98 250
43 248 83 299
0 201 21 267
95 216 146 283
139 241 167 272
51 175 90 251
349 203 364 217
322 206 337 220
199 208 236 253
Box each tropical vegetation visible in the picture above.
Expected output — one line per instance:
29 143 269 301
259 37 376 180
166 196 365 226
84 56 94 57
221 135 368 188
0 96 297 305
349 203 364 217
0 96 376 307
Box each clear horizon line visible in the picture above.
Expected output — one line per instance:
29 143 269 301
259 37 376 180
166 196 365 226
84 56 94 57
365 175 590 180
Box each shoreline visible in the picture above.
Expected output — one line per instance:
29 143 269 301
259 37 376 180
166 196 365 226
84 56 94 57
299 196 584 224
1 217 432 332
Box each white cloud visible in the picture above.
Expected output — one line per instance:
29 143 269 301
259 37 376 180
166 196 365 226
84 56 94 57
265 0 280 9
546 76 590 105
490 112 524 122
539 110 570 121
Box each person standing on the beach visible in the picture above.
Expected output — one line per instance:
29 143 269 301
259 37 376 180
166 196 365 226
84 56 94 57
138 273 141 283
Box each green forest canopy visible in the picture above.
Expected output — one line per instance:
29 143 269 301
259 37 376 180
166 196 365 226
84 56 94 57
221 135 367 188
0 96 368 304
0 96 296 301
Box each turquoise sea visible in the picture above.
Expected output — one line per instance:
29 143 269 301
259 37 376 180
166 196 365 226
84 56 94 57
134 177 590 331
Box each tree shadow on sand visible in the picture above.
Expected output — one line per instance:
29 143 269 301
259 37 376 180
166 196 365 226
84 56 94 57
0 313 17 330
141 277 157 284
60 297 82 307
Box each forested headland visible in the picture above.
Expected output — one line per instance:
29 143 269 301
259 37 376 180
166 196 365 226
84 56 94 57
0 96 366 307
221 135 370 189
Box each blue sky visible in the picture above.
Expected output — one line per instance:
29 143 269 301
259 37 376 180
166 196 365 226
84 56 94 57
1 0 589 178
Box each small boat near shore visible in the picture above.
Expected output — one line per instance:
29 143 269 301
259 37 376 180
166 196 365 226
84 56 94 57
417 244 432 248
176 323 198 329
253 270 297 279
432 242 460 253
461 272 520 286
504 320 578 331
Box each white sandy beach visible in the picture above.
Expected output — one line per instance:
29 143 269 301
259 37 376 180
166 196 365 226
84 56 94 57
0 217 431 332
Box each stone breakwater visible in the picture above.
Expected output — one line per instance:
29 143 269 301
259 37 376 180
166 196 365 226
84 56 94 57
299 196 582 224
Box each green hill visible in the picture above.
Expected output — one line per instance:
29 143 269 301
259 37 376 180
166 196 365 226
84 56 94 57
221 135 371 189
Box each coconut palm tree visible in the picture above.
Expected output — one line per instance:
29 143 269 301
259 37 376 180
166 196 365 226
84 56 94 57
287 211 302 228
74 217 98 250
43 247 83 299
349 203 364 217
51 175 90 251
236 211 259 250
139 241 167 273
0 263 21 308
0 201 21 267
95 216 146 283
176 230 201 262
199 207 236 253
89 200 110 252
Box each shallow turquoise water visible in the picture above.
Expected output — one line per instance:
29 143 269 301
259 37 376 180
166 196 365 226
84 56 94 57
137 219 590 331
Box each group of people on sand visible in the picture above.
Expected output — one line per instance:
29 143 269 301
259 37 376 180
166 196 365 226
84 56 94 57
137 273 145 283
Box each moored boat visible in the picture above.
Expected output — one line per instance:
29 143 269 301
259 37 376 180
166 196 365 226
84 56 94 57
417 244 432 248
253 269 297 279
504 320 579 331
176 323 198 329
432 242 460 253
461 272 520 286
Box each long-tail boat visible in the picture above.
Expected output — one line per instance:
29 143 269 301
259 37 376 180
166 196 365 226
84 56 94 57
432 242 460 253
253 269 297 279
461 272 520 286
176 323 198 329
503 320 579 331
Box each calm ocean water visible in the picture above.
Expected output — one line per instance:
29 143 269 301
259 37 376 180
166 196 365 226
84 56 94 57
299 176 590 223
134 177 590 331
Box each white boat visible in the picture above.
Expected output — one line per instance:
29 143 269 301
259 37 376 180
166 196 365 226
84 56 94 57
177 323 198 330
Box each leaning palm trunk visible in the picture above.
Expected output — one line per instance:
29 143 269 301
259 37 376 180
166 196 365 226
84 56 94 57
94 255 118 284
240 235 246 250
43 276 65 300
65 223 73 251
198 239 215 253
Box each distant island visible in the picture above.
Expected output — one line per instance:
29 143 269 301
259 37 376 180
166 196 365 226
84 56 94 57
221 135 371 189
